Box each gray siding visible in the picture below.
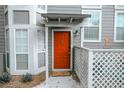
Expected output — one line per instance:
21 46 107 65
0 6 5 52
83 5 124 49
0 6 5 75
47 5 82 14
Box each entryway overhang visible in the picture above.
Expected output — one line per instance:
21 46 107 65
41 13 91 27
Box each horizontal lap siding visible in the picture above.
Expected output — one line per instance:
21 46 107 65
47 5 81 14
0 6 5 52
0 5 5 76
84 5 124 49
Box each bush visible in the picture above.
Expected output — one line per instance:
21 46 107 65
21 73 32 83
0 72 11 83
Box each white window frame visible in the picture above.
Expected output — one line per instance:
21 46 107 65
114 11 124 42
81 10 102 42
15 29 29 71
81 5 102 9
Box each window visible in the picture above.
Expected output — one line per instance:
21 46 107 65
15 29 28 70
82 10 101 41
37 30 46 68
115 11 124 41
37 30 45 51
13 11 29 24
38 53 45 68
16 54 28 70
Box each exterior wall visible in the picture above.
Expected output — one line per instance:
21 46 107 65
0 6 5 53
0 5 5 75
6 5 46 75
83 5 124 49
47 5 82 14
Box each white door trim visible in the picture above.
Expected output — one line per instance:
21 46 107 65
52 29 73 72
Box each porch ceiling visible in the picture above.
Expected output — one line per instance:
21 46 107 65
41 13 91 25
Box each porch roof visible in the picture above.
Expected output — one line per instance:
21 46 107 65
41 13 91 26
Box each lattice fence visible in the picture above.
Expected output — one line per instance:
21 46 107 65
91 51 124 88
74 47 124 88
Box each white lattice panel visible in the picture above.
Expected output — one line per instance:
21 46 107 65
91 51 124 88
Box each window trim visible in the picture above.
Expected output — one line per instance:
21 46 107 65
15 29 29 71
114 11 124 42
81 5 102 9
81 10 102 43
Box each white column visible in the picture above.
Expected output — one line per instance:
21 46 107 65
88 50 93 88
45 26 49 86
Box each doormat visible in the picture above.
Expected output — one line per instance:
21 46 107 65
51 71 71 77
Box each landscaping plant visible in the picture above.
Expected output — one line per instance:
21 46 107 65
0 72 11 83
21 73 32 83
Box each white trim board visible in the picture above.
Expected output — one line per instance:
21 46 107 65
52 29 73 72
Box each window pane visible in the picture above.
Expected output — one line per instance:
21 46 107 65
116 27 124 40
38 30 45 51
38 53 45 68
116 13 124 27
84 27 99 40
13 11 29 24
83 11 100 26
16 29 28 52
16 54 28 70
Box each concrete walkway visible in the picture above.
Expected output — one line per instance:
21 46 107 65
35 76 81 88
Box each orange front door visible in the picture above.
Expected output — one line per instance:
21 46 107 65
54 31 70 69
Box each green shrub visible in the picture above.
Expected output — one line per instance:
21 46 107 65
21 73 32 83
0 72 11 83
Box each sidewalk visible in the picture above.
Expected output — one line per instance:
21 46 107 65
35 76 81 88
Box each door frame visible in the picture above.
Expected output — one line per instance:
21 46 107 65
52 29 73 71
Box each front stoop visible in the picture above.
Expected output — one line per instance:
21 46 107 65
49 71 71 77
35 76 82 88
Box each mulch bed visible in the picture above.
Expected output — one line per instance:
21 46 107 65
0 72 45 88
